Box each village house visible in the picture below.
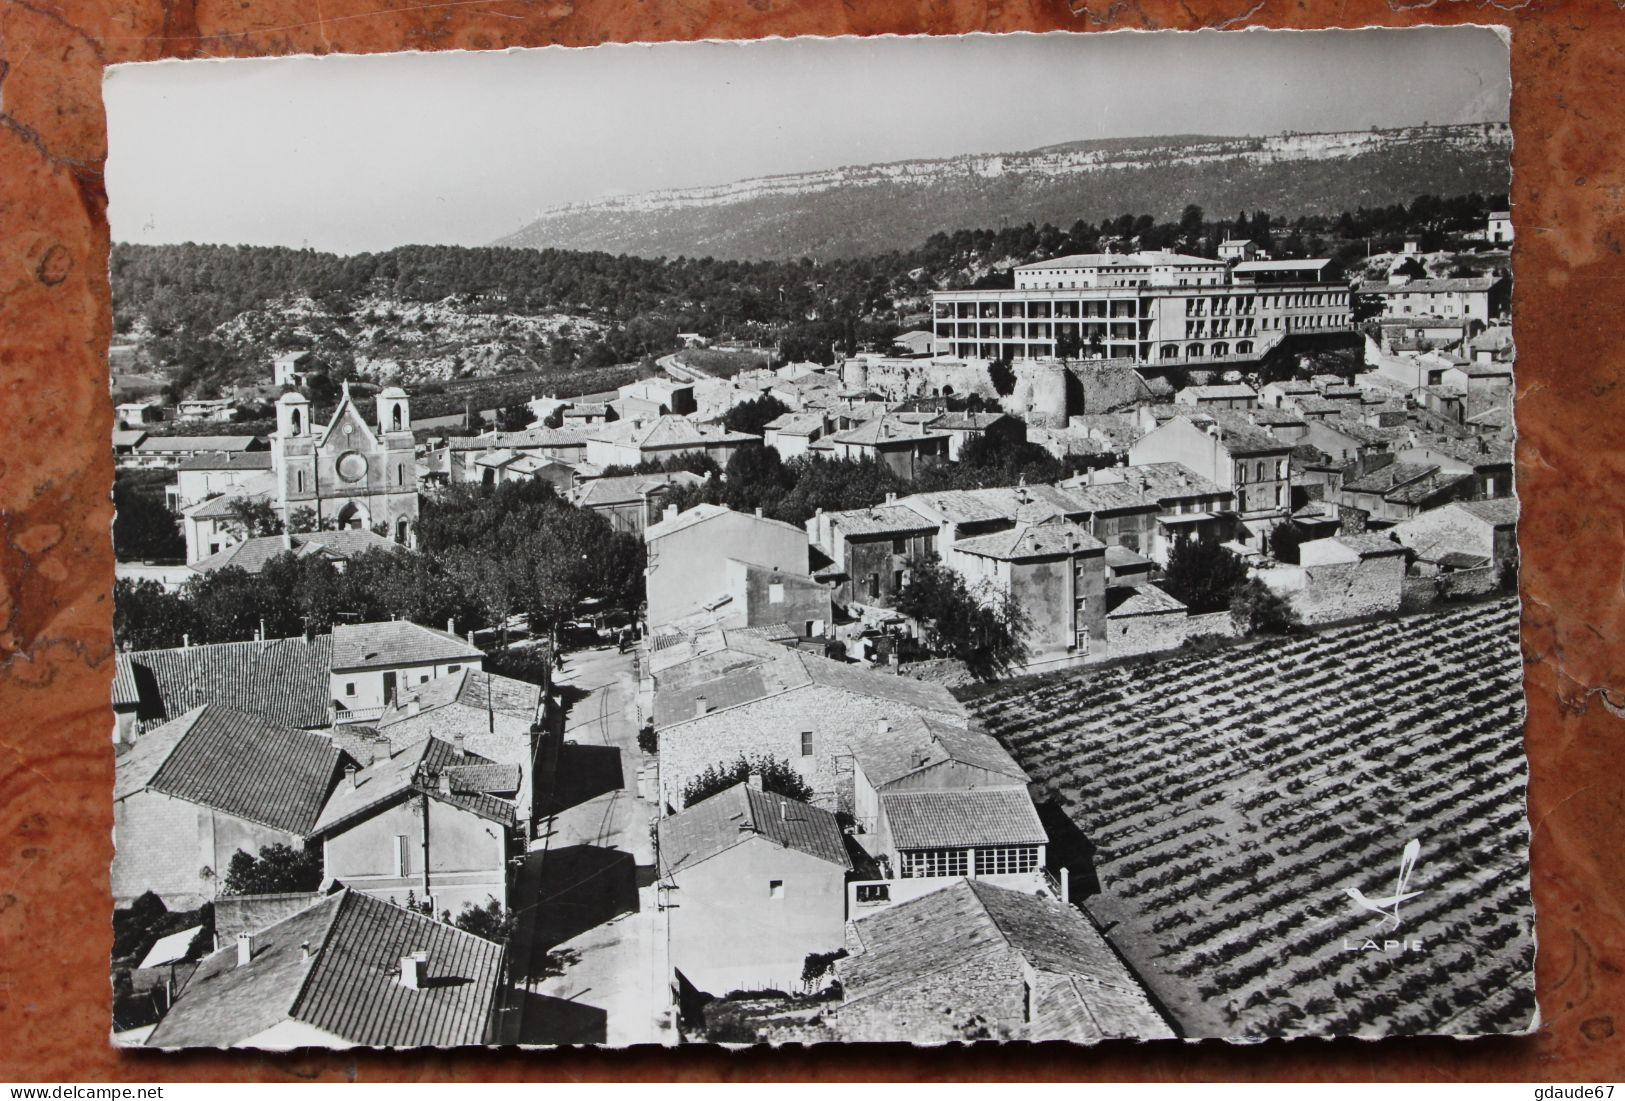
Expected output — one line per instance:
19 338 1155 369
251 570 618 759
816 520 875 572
806 500 941 609
175 397 238 424
946 518 1108 667
847 714 1031 842
143 888 506 1049
1396 435 1515 499
925 411 1028 461
117 401 163 428
329 620 486 724
1331 462 1478 527
112 704 344 908
830 879 1175 1043
561 402 615 427
866 784 1047 894
310 736 517 918
761 411 833 459
644 503 829 636
825 416 951 480
657 779 853 996
1128 413 1292 541
129 434 267 471
187 529 401 577
1174 383 1258 412
617 378 697 417
168 452 276 512
1392 497 1520 577
470 449 576 493
651 637 968 815
114 635 335 742
375 667 547 827
581 414 757 469
1058 462 1235 566
571 471 706 536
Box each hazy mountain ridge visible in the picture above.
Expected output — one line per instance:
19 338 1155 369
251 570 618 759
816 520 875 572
499 124 1511 261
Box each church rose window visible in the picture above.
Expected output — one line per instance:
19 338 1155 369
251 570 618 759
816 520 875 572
336 450 369 482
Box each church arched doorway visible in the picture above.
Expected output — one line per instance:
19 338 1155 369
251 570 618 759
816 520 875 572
335 502 369 530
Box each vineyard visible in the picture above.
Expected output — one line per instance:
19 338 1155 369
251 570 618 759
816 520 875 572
965 598 1535 1039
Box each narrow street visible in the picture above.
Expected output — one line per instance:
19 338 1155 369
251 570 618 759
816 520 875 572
507 644 671 1046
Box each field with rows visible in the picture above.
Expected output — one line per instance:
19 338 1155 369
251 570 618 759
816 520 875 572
965 598 1535 1039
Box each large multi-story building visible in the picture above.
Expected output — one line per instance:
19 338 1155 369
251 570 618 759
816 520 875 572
931 251 1351 366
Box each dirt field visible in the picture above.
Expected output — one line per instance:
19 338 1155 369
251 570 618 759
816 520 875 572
965 598 1535 1039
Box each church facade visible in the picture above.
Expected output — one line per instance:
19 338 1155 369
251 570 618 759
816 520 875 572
180 385 419 563
273 385 419 545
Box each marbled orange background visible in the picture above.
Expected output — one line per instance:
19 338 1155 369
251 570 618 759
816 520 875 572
2 0 1620 1082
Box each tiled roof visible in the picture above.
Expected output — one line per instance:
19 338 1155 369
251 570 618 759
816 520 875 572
879 788 1045 850
573 471 704 509
114 704 342 835
928 412 1009 431
111 654 140 708
658 783 852 874
838 879 1173 1042
376 668 540 729
905 484 1088 526
653 645 963 729
830 417 950 447
135 435 262 453
189 530 401 576
147 889 504 1048
311 736 515 836
445 762 522 795
1363 275 1501 294
1456 498 1520 526
586 414 756 449
1106 583 1188 618
851 714 1028 790
1342 463 1438 495
183 473 278 519
119 635 334 729
1407 434 1514 466
643 502 805 543
953 520 1104 562
764 412 830 436
331 621 483 672
1385 470 1475 505
176 452 274 472
1191 412 1291 455
1180 384 1257 400
822 503 938 537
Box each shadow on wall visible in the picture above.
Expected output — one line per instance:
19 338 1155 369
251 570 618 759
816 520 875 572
1036 798 1101 901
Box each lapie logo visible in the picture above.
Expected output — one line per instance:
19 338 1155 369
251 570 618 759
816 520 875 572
1342 838 1427 953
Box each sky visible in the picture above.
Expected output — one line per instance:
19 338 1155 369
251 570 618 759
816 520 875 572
105 27 1510 255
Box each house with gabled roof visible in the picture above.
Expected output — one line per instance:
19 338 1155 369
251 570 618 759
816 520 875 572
1129 412 1293 540
375 667 545 826
330 620 485 724
115 636 336 740
582 414 757 469
112 704 346 908
831 878 1175 1044
826 416 951 480
658 779 853 995
652 640 968 815
571 470 706 536
312 736 517 918
1391 497 1519 577
187 529 401 577
142 888 506 1049
847 713 1030 839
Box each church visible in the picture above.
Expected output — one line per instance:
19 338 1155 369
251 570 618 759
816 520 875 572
180 384 420 563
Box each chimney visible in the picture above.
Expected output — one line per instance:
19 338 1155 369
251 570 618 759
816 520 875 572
664 503 679 523
747 771 763 791
453 732 466 758
885 492 896 504
182 633 190 649
300 941 312 962
400 952 428 990
877 719 890 735
346 764 360 789
447 617 456 634
755 506 763 518
437 770 452 796
407 698 421 718
236 932 256 968
694 695 710 717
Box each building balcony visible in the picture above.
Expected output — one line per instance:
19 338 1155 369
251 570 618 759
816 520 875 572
333 705 385 725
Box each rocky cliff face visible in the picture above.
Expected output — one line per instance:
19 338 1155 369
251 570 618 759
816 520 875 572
498 125 1511 261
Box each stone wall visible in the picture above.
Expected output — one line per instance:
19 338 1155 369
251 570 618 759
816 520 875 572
1257 555 1405 626
214 891 325 940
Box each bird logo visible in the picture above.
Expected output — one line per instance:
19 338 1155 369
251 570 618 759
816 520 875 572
1344 838 1424 930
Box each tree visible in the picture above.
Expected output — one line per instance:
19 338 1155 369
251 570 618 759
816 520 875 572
722 394 789 438
896 555 1029 680
495 401 531 432
453 899 517 943
222 843 322 896
223 496 284 540
1269 519 1305 564
114 578 195 649
113 476 185 561
1229 576 1301 636
987 357 1016 397
682 754 814 807
722 444 794 516
1161 538 1250 614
